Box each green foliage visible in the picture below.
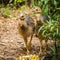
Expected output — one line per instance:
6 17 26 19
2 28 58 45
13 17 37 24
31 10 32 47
33 0 60 17
38 16 60 60
44 46 57 60
20 5 26 10
38 19 60 60
0 4 4 8
50 46 56 54
49 46 57 60
38 0 49 16
0 7 11 18
38 19 60 40
14 0 24 5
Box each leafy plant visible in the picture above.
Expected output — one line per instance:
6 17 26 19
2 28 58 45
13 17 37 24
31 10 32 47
14 0 24 5
38 19 60 60
0 7 10 18
33 0 60 17
38 20 60 39
49 46 57 60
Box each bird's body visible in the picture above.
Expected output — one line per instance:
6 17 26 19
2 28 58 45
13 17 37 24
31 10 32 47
18 13 35 54
32 6 49 55
18 24 34 38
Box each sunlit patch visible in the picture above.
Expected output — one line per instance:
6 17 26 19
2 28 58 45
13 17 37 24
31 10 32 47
16 54 39 60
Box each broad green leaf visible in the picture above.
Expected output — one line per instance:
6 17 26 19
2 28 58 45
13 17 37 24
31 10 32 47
54 0 57 7
49 46 56 54
17 0 23 2
44 0 49 5
38 26 44 34
42 30 47 37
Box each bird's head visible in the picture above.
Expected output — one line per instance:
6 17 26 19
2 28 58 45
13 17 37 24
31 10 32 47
19 12 26 20
32 6 42 14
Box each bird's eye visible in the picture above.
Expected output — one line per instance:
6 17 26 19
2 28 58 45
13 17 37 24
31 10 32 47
21 16 24 18
36 9 38 11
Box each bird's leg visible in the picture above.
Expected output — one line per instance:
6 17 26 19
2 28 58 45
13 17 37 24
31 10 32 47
24 37 29 54
39 38 43 55
28 34 33 50
44 39 48 54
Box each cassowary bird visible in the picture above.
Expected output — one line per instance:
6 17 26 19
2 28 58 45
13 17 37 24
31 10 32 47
32 6 49 55
18 13 35 54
